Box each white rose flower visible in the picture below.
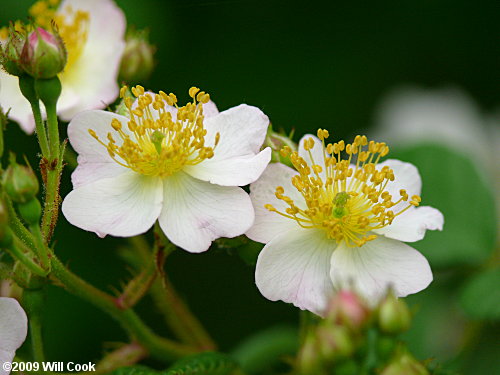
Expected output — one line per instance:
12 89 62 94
62 86 271 253
247 131 444 316
0 0 126 133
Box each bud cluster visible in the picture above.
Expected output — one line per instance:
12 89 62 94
1 24 67 79
297 289 430 375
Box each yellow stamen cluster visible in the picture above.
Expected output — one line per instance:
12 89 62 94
268 131 421 247
89 86 219 178
30 0 89 74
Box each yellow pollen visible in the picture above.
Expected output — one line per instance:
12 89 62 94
89 86 220 178
267 130 421 247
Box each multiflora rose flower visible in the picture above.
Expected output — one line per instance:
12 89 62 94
62 86 271 253
247 131 444 316
0 0 125 133
0 297 28 375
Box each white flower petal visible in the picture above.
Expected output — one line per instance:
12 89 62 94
0 72 36 133
298 134 327 180
68 110 130 188
203 100 219 118
330 236 433 304
62 171 163 237
374 206 444 242
184 104 270 186
57 0 126 120
0 349 16 375
246 163 304 243
378 159 422 210
159 172 254 253
255 228 334 316
0 297 28 352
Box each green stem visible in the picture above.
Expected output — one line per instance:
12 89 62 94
149 226 216 350
6 237 47 277
150 276 216 350
29 224 51 271
40 164 62 242
5 195 37 252
94 343 147 375
50 255 195 360
17 76 49 158
45 101 59 160
23 289 46 363
29 102 50 158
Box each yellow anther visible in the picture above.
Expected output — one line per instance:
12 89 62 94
120 86 128 98
265 204 276 212
88 129 98 139
111 119 122 131
189 87 200 98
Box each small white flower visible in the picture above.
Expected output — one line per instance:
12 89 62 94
62 86 271 253
0 0 126 133
247 131 444 316
0 297 28 375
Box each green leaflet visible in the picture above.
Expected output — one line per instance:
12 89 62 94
164 352 239 375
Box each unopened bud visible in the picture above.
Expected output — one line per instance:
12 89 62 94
326 290 370 329
21 27 67 79
18 199 41 226
119 29 156 83
264 126 297 167
381 351 429 375
297 332 322 375
378 292 411 334
317 324 354 361
3 158 39 204
1 29 26 76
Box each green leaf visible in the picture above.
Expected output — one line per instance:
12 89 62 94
460 267 500 319
109 365 159 375
390 143 496 268
232 325 298 374
164 352 239 375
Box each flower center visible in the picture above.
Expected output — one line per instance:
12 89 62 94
265 130 421 247
89 86 219 178
29 0 89 75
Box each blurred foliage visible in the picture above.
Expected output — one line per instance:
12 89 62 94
391 143 496 268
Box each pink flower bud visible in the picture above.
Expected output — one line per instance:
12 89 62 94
326 290 370 329
21 27 67 79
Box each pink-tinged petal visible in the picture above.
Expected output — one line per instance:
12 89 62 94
298 134 328 180
184 104 270 186
57 0 126 120
374 206 444 242
0 72 36 134
246 163 305 243
62 171 163 237
203 100 219 118
0 297 28 352
255 228 335 317
330 236 433 305
159 172 254 253
0 349 15 375
68 110 130 188
378 159 422 210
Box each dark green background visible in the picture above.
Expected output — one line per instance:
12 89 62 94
1 0 499 373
